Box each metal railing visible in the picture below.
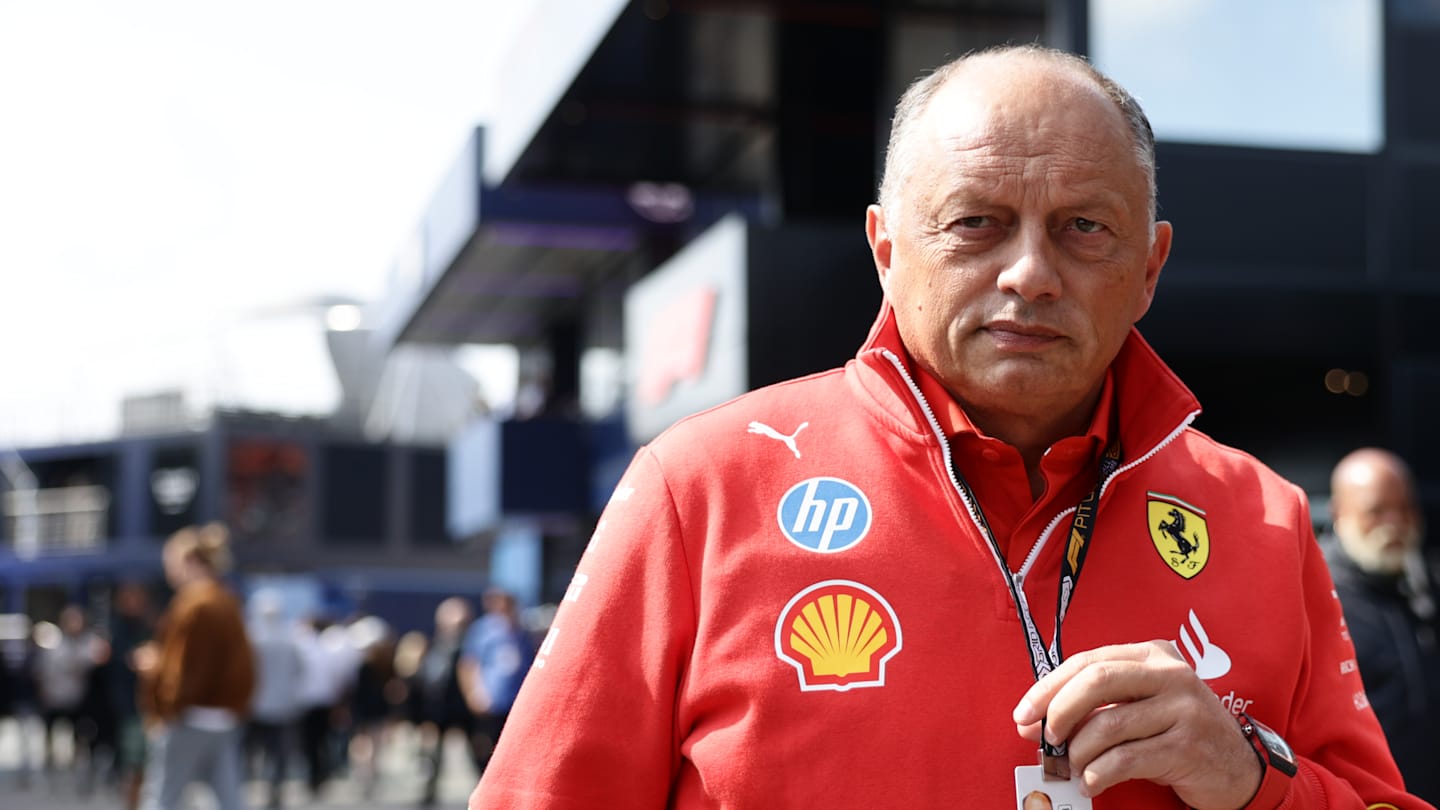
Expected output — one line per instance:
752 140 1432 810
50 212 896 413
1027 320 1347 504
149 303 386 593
1 483 110 555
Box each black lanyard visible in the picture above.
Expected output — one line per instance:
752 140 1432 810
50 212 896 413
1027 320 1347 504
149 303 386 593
950 441 1122 757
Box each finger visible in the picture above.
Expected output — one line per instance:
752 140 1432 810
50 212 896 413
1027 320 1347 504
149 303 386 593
1012 642 1164 725
1075 709 1253 803
1043 655 1190 748
1015 719 1042 743
1075 729 1180 798
1015 703 1114 745
1064 698 1175 777
1066 682 1262 808
1013 694 1157 743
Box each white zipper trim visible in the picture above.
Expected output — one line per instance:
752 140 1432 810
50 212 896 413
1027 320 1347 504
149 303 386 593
1019 507 1076 583
1017 409 1199 582
880 350 1016 593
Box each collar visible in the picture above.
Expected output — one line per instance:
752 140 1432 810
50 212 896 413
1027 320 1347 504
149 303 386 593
911 357 1115 451
853 299 1199 462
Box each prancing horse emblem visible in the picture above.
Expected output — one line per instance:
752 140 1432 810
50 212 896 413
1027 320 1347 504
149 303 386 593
1146 492 1211 580
1158 508 1201 561
748 421 809 459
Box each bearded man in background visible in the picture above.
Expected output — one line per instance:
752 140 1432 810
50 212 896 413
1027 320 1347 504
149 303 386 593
1326 447 1440 803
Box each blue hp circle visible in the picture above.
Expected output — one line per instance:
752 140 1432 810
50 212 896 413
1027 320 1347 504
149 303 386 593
777 477 872 553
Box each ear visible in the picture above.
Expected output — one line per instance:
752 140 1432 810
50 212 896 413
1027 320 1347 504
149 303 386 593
866 204 894 293
1133 220 1172 321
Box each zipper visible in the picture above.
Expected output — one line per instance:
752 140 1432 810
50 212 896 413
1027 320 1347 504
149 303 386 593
879 350 1017 593
878 349 1200 583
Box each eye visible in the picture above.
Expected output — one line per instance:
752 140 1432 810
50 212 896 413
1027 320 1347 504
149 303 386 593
956 216 992 229
1072 217 1106 234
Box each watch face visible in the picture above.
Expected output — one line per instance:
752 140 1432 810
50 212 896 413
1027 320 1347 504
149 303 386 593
1251 720 1299 777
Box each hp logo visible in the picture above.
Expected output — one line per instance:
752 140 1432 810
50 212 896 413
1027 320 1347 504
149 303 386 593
777 477 872 553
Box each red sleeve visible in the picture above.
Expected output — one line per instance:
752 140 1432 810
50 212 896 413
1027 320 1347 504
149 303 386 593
469 448 695 809
1267 487 1433 810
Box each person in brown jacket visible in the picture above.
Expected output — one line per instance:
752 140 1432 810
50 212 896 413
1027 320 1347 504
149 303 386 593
136 523 255 810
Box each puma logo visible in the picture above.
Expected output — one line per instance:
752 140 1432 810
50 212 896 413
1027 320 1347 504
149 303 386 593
747 421 809 459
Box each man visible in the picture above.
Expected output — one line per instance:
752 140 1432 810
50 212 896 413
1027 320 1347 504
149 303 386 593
414 597 475 806
293 617 357 801
107 581 155 810
1326 448 1440 802
244 590 305 809
33 604 104 786
470 45 1427 808
458 588 534 777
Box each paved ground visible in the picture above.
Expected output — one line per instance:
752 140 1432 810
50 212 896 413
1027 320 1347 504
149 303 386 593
0 717 481 810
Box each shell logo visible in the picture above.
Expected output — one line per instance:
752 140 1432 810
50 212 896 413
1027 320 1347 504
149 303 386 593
774 580 902 692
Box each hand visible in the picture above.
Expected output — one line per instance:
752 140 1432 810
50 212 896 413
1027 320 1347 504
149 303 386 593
457 656 492 715
131 642 158 675
1012 641 1262 810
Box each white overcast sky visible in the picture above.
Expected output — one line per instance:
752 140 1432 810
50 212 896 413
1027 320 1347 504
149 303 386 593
0 1 532 447
0 0 1382 449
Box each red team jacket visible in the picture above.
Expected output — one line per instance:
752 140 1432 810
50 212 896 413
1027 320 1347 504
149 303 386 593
472 303 1427 809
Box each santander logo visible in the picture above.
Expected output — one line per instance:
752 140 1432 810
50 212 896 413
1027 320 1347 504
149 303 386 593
1175 609 1231 680
1172 609 1255 717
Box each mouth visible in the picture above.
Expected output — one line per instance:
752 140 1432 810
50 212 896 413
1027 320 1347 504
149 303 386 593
1381 539 1409 554
982 320 1063 351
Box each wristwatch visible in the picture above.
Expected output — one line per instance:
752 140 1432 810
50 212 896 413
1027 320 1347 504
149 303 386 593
1238 713 1297 809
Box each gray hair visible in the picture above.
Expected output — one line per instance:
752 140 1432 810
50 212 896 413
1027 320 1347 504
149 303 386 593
877 44 1157 224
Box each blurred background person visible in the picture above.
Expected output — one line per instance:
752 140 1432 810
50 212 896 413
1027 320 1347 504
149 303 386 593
79 612 118 797
294 614 360 801
320 618 364 785
32 602 105 792
346 615 397 799
392 628 428 719
3 614 40 789
245 589 306 809
108 581 156 810
135 523 255 810
413 596 474 807
458 588 533 778
0 624 13 759
1325 448 1440 803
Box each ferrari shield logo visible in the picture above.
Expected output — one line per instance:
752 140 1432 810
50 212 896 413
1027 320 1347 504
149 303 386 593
1147 492 1210 579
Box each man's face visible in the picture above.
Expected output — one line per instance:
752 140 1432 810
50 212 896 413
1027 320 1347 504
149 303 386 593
115 583 148 618
59 605 85 636
1334 464 1421 575
868 58 1170 425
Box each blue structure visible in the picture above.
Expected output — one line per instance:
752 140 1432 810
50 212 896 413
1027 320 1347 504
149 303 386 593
0 412 488 635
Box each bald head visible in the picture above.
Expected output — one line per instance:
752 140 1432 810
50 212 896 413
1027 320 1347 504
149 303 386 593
1331 448 1422 575
877 45 1157 225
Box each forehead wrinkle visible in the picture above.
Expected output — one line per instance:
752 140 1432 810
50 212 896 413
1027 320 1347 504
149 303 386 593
928 136 1138 223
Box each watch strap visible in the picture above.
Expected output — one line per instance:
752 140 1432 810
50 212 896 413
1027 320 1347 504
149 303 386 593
1239 713 1295 809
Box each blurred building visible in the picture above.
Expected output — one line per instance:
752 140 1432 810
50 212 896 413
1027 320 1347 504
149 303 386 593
6 0 1440 622
0 408 488 633
379 0 1440 599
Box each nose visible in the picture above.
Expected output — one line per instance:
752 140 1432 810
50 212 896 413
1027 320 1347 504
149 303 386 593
1376 508 1414 532
995 223 1062 302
